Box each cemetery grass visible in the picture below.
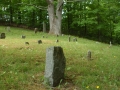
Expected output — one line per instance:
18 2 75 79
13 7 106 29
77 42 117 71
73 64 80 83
0 26 120 90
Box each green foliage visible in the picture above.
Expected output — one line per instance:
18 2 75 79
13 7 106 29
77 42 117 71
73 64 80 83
114 23 120 43
0 0 120 43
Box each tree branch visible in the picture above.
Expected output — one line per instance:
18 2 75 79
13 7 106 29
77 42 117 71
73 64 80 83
57 1 64 11
17 3 47 10
64 0 85 2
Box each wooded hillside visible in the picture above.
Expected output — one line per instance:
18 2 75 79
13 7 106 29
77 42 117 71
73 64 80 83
0 0 120 43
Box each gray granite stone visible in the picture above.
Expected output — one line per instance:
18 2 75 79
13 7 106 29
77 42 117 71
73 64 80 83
44 46 66 87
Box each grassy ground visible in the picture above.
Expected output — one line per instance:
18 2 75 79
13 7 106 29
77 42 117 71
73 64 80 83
0 26 120 90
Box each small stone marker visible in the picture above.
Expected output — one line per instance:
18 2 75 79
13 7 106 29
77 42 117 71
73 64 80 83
56 39 59 43
109 41 112 47
21 35 26 39
73 38 77 42
68 36 71 42
43 22 46 33
0 33 6 39
87 50 91 60
25 42 29 45
7 26 10 32
34 28 38 33
44 46 66 87
38 40 42 44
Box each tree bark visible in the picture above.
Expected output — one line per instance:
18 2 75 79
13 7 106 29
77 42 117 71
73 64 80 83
46 0 63 35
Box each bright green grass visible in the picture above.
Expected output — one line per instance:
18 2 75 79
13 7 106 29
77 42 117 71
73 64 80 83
0 26 120 90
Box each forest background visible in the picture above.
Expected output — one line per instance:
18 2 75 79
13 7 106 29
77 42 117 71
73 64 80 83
0 0 120 44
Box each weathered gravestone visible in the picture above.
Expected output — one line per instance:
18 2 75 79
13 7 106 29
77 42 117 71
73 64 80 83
44 46 66 87
21 35 26 39
38 40 42 44
109 41 112 47
73 38 77 42
0 33 6 39
56 39 59 43
34 28 38 33
7 26 10 32
25 42 29 45
87 50 91 60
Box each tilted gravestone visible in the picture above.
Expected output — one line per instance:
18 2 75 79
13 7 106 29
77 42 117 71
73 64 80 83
0 33 6 39
44 46 66 87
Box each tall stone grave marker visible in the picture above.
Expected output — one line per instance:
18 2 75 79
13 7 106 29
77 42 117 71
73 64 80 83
44 46 66 87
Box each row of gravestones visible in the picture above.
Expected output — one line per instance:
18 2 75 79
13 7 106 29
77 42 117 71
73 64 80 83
4 26 46 33
44 46 92 87
3 26 78 43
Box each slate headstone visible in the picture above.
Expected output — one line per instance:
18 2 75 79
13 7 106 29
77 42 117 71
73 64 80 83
44 46 66 87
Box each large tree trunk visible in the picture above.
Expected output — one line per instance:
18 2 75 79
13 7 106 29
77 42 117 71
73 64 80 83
46 0 63 35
